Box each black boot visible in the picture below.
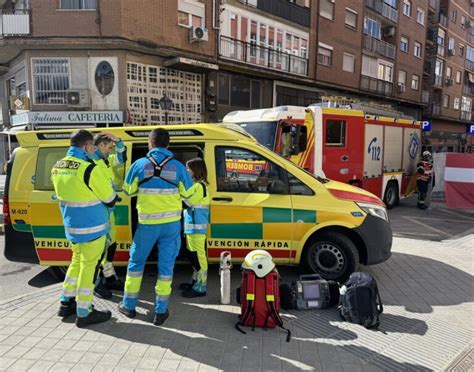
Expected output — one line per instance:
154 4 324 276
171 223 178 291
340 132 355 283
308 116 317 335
94 280 113 299
58 299 76 318
75 308 111 328
153 310 170 326
118 302 136 318
104 277 125 291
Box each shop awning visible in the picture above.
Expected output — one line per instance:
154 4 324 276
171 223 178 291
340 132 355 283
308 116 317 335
163 57 219 72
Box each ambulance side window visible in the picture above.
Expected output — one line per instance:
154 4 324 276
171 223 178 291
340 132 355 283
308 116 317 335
35 147 68 190
325 119 346 147
287 173 314 196
215 147 289 194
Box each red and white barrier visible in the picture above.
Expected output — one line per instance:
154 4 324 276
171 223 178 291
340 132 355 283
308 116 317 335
444 154 474 209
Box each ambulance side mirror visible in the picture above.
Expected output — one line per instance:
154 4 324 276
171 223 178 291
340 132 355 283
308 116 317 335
290 125 308 155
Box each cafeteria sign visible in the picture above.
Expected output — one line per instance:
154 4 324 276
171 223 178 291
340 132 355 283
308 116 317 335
11 111 123 126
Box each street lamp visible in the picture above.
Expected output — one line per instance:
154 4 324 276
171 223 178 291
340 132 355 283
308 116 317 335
159 94 173 125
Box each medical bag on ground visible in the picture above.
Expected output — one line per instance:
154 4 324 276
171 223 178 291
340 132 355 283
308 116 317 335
338 272 383 330
235 268 291 342
280 274 340 310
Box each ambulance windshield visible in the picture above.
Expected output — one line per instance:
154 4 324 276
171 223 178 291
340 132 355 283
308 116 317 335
236 121 278 150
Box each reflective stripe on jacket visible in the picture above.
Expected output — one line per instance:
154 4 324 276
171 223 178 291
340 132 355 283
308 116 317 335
51 147 116 243
123 147 193 224
184 182 210 235
416 160 433 182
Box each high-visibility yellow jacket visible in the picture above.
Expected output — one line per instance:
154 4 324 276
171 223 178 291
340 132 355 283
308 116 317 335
123 147 193 224
51 146 117 243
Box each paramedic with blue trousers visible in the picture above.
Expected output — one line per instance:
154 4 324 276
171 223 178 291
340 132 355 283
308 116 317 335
91 132 127 299
179 157 210 298
52 130 117 328
118 128 193 325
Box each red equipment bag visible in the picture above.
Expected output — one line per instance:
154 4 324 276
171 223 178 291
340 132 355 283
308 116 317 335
235 269 291 342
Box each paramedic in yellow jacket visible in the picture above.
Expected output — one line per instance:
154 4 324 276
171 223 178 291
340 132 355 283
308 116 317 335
118 128 193 326
92 132 127 299
52 130 117 328
179 158 210 298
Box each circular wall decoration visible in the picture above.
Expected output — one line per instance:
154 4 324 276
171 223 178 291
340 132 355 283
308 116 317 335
95 61 114 96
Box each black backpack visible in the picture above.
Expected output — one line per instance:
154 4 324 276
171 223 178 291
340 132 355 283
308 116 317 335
339 272 383 330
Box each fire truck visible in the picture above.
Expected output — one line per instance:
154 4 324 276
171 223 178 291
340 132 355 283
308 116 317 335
223 98 422 209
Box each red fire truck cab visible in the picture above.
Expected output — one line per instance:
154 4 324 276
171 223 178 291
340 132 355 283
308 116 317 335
223 102 422 209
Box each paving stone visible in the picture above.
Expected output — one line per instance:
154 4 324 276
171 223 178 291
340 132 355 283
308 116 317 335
49 362 75 371
7 358 37 371
0 357 17 371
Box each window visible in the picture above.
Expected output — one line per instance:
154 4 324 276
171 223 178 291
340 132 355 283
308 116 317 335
60 0 96 9
435 59 444 76
364 17 381 39
446 66 452 79
317 44 333 66
362 55 378 78
414 41 422 58
403 0 411 16
456 71 462 84
342 53 355 72
378 61 393 82
345 8 357 29
251 80 261 109
325 120 346 146
32 58 70 104
411 74 419 90
320 0 335 20
461 96 472 112
448 37 455 53
35 147 68 190
467 46 474 62
218 73 230 105
450 10 457 23
443 94 449 108
215 147 289 194
178 0 205 27
398 70 407 85
287 173 313 196
416 8 424 25
400 36 409 52
454 97 460 110
459 44 465 57
231 75 250 107
461 16 466 29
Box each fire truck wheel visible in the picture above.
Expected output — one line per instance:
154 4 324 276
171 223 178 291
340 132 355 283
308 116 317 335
303 232 359 283
51 266 68 280
383 181 399 209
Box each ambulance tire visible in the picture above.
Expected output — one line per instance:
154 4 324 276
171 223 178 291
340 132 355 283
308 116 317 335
303 232 359 283
383 181 399 210
52 266 68 280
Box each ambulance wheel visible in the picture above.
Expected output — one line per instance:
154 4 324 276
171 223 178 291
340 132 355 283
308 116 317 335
383 181 399 209
51 266 68 280
303 232 359 283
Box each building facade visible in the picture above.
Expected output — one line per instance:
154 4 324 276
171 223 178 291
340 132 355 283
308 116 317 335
0 0 472 165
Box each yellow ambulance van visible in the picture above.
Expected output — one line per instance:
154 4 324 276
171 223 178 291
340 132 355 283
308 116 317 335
4 124 392 282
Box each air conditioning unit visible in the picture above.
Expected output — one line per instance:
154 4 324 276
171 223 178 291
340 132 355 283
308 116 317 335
445 78 454 86
397 83 406 93
447 48 455 56
67 89 91 108
384 26 396 37
189 26 209 43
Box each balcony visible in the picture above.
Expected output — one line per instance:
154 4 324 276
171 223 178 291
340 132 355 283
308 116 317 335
422 90 430 103
433 74 444 88
428 0 439 10
466 60 474 72
0 9 30 36
365 0 398 23
460 111 472 121
463 84 474 95
248 0 310 28
438 13 448 27
363 35 396 59
219 36 308 76
360 75 393 96
428 103 441 117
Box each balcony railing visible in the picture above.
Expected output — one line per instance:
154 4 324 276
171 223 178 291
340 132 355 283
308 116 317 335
460 111 472 121
0 9 30 36
433 75 444 87
256 0 310 28
466 60 474 71
430 103 441 116
363 35 396 59
463 84 474 95
219 36 308 76
365 0 398 23
360 75 393 96
422 90 430 103
429 0 439 10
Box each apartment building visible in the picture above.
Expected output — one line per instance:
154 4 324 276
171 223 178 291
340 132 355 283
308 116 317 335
422 0 474 152
0 0 472 158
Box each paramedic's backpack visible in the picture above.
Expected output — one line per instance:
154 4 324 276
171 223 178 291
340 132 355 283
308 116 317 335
235 268 291 342
339 272 383 330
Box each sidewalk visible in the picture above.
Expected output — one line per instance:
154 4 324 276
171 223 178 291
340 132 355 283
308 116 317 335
0 235 473 371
